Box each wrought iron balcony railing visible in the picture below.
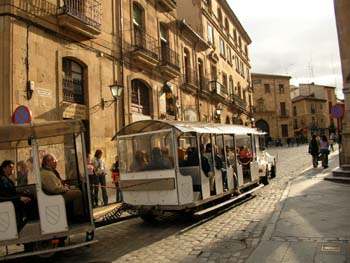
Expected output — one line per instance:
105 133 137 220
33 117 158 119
279 110 289 118
129 29 159 60
160 46 180 68
230 94 247 110
182 68 198 87
61 0 102 30
209 81 228 98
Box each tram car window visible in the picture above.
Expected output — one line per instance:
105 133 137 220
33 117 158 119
118 130 175 173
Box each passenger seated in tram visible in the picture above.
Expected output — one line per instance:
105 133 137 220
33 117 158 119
40 154 84 222
16 160 28 186
161 146 174 167
145 147 173 170
239 145 252 164
130 150 147 172
203 143 215 193
215 148 228 191
0 160 35 229
26 157 36 185
185 147 199 167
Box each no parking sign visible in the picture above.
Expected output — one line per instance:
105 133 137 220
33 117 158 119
330 104 344 119
12 105 32 124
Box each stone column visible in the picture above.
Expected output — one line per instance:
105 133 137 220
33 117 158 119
334 0 350 175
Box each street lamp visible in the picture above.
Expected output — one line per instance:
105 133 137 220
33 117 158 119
100 84 124 110
214 103 222 122
251 117 256 128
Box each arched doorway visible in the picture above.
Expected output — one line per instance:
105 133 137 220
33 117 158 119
256 119 270 147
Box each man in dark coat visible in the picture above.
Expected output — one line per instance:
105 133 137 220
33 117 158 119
308 135 320 168
0 160 32 229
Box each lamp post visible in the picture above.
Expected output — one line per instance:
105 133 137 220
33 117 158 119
251 117 255 128
100 84 124 110
215 103 222 123
109 83 123 134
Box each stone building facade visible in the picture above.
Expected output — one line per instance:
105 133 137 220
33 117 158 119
0 0 253 169
291 83 338 140
334 0 350 169
177 0 254 125
251 73 293 145
0 0 120 166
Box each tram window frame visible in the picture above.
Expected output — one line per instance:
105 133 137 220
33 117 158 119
235 134 254 158
118 130 175 173
178 133 199 167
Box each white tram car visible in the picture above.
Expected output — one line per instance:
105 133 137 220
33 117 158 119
0 120 95 260
114 120 276 219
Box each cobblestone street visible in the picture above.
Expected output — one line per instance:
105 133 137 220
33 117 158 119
14 145 341 263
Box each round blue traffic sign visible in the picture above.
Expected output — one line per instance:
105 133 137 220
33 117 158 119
13 105 32 124
330 104 344 119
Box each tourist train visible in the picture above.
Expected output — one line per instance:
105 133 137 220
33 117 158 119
114 120 276 220
0 120 95 260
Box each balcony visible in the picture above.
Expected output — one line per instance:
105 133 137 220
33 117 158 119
208 81 228 99
126 30 159 68
181 68 199 93
159 46 181 80
230 94 247 112
57 0 102 38
157 0 176 12
279 110 289 118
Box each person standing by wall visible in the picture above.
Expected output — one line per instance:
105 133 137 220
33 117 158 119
111 155 123 203
92 150 108 206
308 135 320 168
86 154 96 207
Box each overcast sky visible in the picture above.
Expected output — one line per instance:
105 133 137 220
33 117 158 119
227 0 344 99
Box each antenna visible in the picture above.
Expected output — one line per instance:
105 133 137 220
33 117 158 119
308 59 315 83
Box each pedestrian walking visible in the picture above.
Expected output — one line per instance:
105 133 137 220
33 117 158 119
320 135 329 168
329 133 335 152
92 149 108 206
111 155 123 203
308 134 319 168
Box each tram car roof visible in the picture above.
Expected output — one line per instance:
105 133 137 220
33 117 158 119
0 119 85 149
113 119 262 139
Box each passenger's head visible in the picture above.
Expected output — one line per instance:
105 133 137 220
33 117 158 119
42 154 58 169
151 147 162 159
312 134 317 139
161 146 169 156
1 160 15 177
206 143 212 152
321 135 327 141
17 160 27 173
135 151 144 162
94 149 103 158
27 157 34 170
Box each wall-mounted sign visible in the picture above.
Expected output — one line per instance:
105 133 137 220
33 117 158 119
62 102 87 119
13 105 32 124
330 104 344 118
37 88 52 97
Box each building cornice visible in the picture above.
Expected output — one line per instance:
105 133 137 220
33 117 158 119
251 73 292 80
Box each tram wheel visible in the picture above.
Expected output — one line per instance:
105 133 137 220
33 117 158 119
31 240 59 258
261 167 269 185
140 213 157 223
270 165 276 178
